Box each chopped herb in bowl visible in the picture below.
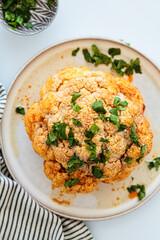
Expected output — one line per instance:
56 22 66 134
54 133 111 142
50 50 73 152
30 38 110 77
0 0 58 34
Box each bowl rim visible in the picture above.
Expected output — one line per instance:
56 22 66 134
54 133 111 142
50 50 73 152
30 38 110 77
0 0 59 36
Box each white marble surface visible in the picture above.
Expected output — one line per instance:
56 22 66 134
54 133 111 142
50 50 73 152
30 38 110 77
0 0 160 239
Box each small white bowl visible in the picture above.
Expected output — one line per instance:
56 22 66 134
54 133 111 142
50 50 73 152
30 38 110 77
0 0 58 35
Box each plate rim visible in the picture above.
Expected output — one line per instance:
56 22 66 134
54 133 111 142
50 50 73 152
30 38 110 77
1 37 160 221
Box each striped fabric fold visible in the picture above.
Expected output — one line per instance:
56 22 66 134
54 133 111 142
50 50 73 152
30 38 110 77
0 82 94 240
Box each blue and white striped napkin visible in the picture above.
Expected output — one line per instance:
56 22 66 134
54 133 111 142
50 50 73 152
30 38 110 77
0 82 94 240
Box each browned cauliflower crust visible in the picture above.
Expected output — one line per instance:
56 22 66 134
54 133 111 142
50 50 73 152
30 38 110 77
25 67 153 194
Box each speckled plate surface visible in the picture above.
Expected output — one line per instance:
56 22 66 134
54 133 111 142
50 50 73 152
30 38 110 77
1 38 160 220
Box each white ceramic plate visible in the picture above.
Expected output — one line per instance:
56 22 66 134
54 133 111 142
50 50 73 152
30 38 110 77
1 38 160 220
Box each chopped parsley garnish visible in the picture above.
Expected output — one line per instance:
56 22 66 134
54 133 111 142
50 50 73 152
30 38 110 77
91 100 106 114
85 139 97 162
46 130 58 146
47 0 56 7
92 166 105 179
72 47 80 56
117 123 127 132
141 145 147 154
15 106 25 115
91 45 112 66
124 157 134 164
111 59 128 76
130 124 140 147
108 48 121 58
104 147 110 160
46 122 67 146
113 96 128 107
147 157 160 171
119 39 131 46
72 104 81 113
109 114 127 132
81 44 142 77
68 126 79 147
2 0 36 29
127 184 146 201
111 58 142 77
82 45 111 66
64 178 79 188
136 145 147 163
100 137 109 143
108 97 128 132
99 152 107 166
26 22 34 28
66 153 84 173
82 49 93 62
131 58 142 74
72 118 82 127
93 114 108 121
109 107 118 116
109 114 118 124
71 92 81 113
53 122 67 140
71 92 81 105
84 124 100 139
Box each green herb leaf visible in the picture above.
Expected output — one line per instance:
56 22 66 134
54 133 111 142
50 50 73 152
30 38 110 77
92 166 105 179
109 107 118 116
84 124 100 139
119 101 128 107
26 22 34 28
117 106 126 111
124 157 134 164
99 152 107 165
66 153 84 173
92 45 112 66
108 48 121 58
147 157 160 171
130 124 140 147
72 47 80 56
133 58 142 74
100 137 110 143
53 122 67 140
141 145 147 154
136 144 147 163
91 100 107 114
16 16 23 25
72 104 81 113
118 124 127 132
47 0 55 7
15 106 25 115
68 127 79 147
71 92 81 105
82 49 93 62
111 59 128 76
109 114 118 125
113 96 121 106
46 130 58 146
125 66 134 76
127 184 146 201
72 118 82 127
136 154 144 163
85 140 97 162
104 147 110 160
2 0 36 29
64 178 79 188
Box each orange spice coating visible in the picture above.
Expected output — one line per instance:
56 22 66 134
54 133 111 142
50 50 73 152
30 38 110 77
25 67 153 194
